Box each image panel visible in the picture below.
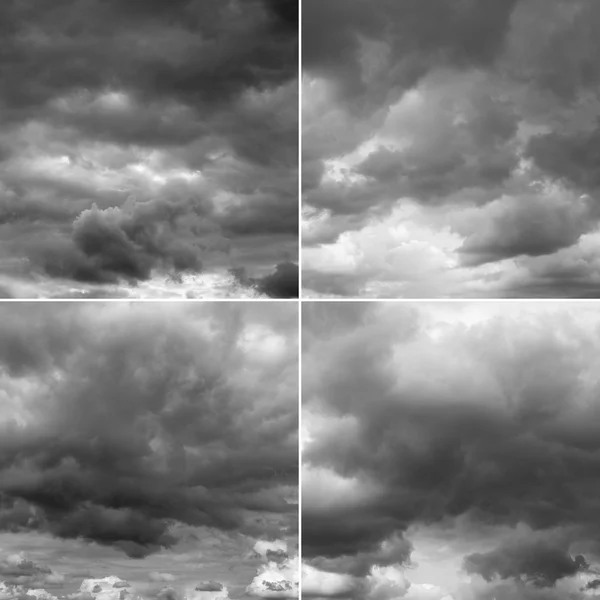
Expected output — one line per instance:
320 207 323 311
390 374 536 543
302 301 600 598
301 0 600 298
0 302 299 599
0 0 299 299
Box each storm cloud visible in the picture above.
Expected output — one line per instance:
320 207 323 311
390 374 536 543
0 302 298 559
302 0 600 298
0 0 298 298
302 302 600 598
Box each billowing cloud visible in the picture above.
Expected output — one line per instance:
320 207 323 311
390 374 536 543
302 0 600 298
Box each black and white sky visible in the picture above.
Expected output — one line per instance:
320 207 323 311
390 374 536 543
0 0 298 299
302 301 600 599
0 302 299 600
301 0 600 298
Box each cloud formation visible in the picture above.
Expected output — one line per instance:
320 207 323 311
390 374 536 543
0 554 64 590
302 302 600 598
0 0 298 297
0 303 298 559
302 0 600 298
246 541 298 599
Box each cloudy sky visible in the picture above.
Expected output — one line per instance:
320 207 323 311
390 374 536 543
0 302 298 600
301 0 600 298
302 301 600 599
0 0 298 299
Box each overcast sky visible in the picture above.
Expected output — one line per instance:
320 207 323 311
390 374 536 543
0 0 298 299
302 301 600 599
0 302 298 600
301 0 600 298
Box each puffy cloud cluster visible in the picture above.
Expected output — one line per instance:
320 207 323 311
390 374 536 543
0 302 298 557
0 0 298 297
247 541 298 599
76 577 135 600
0 582 58 600
302 302 600 598
302 0 600 298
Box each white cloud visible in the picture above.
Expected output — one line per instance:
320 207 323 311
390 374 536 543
300 565 357 598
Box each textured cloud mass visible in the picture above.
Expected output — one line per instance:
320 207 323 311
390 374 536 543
302 0 600 298
0 0 298 298
302 302 600 599
0 302 298 599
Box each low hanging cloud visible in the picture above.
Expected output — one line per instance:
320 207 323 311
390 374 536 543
464 537 588 588
306 534 412 578
68 192 228 283
0 302 298 558
302 302 600 598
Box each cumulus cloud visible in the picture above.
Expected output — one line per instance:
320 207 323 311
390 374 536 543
300 565 358 598
302 0 600 298
302 301 600 598
0 582 58 600
364 566 410 600
78 577 132 600
247 541 298 599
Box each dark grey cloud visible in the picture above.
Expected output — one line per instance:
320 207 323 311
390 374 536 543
0 0 298 296
458 192 595 267
229 262 299 299
306 534 412 578
525 128 600 192
465 540 588 588
302 302 600 595
68 191 228 284
585 579 600 591
194 582 224 592
0 303 298 558
302 0 518 115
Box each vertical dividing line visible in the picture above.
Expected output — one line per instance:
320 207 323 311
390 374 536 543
297 2 303 596
298 289 303 595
